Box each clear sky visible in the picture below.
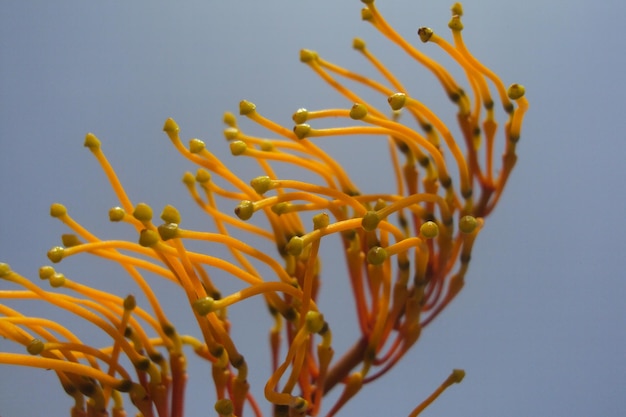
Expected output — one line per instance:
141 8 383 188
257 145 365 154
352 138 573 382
1 1 625 416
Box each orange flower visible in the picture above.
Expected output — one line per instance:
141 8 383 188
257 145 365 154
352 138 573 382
0 2 527 416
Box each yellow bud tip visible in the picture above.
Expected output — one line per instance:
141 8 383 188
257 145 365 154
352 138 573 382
223 127 239 141
361 211 381 232
349 103 368 120
160 205 181 224
132 203 153 222
49 272 66 288
239 100 256 116
158 223 180 241
250 176 273 195
230 140 247 156
286 236 304 256
182 171 196 186
39 265 55 280
420 221 439 239
189 138 205 153
27 339 45 355
0 263 12 278
47 246 65 263
361 0 375 5
109 206 126 222
124 294 136 311
260 140 274 151
223 112 237 127
291 397 308 413
195 169 211 184
459 215 478 233
194 296 216 316
367 246 388 265
417 27 434 43
352 37 366 51
299 49 318 63
292 108 309 124
138 229 159 247
507 83 526 100
83 133 101 150
162 118 179 134
61 234 82 247
305 311 325 334
451 2 464 16
388 93 407 111
312 212 330 230
293 124 311 139
49 203 67 218
215 398 234 416
235 200 255 220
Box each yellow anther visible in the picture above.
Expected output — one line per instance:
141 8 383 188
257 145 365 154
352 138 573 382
162 117 179 133
38 265 55 280
239 100 257 116
61 234 82 247
49 272 66 288
160 205 181 224
286 236 305 256
0 263 10 278
361 7 374 21
349 103 368 120
507 83 526 100
312 212 330 230
305 311 325 334
367 246 388 265
138 229 159 247
271 202 289 215
352 37 366 51
448 15 463 31
250 176 273 195
223 111 237 127
49 203 67 218
195 169 211 183
157 223 180 241
109 206 126 222
214 398 234 416
124 294 136 311
299 49 318 63
27 339 45 355
388 92 407 110
293 124 311 139
292 108 309 124
193 297 215 316
234 200 255 220
361 211 381 232
223 127 239 140
132 203 153 222
459 215 478 233
47 246 65 263
451 2 464 16
229 140 247 156
417 27 434 43
189 138 205 153
83 133 101 150
420 221 439 239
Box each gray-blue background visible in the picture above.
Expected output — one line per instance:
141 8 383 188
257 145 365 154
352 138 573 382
1 1 624 416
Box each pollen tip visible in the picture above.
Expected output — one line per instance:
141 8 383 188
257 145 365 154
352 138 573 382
420 221 439 239
38 265 55 280
47 246 65 263
361 7 374 21
312 212 330 230
163 117 180 134
0 263 12 278
109 206 126 222
361 211 381 232
250 176 273 195
194 296 216 316
27 339 45 355
223 112 237 127
299 49 318 63
124 294 136 311
132 203 153 222
459 215 478 233
293 124 311 139
229 140 247 156
223 127 239 141
285 236 304 256
388 93 407 111
83 133 101 150
349 103 368 120
138 229 160 247
214 398 234 416
451 2 464 16
61 234 82 247
189 138 206 153
417 27 434 43
292 108 308 124
234 200 254 221
507 83 526 100
160 205 181 224
49 203 67 218
367 246 388 265
195 169 211 184
448 15 463 31
239 100 256 116
49 272 66 288
157 222 180 241
352 37 366 51
305 310 325 334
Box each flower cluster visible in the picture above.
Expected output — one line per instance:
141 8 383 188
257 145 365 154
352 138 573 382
0 2 527 417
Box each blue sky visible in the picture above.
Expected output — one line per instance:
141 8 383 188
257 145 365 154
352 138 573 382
1 1 625 416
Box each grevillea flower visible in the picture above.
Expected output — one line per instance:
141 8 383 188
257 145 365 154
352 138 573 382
0 2 527 416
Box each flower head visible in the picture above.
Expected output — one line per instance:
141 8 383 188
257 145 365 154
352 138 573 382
1 2 527 416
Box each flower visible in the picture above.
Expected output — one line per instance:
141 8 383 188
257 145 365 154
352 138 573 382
0 2 527 417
